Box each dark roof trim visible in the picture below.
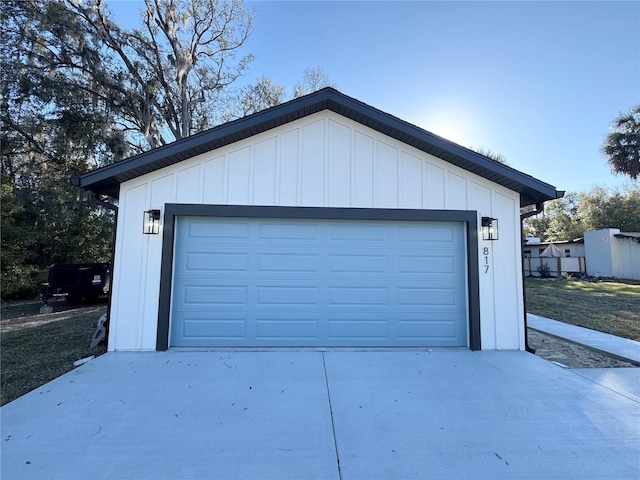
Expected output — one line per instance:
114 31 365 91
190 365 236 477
523 238 584 246
72 87 563 207
614 233 640 243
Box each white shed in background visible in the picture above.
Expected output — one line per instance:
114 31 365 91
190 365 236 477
73 88 562 352
585 228 640 280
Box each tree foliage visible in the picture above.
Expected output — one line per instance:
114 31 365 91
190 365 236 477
0 174 37 298
602 105 640 180
1 0 334 299
472 147 509 165
2 0 118 299
542 193 583 242
220 67 335 122
223 76 286 121
522 214 550 240
292 66 336 98
523 185 640 242
1 0 254 299
28 0 256 151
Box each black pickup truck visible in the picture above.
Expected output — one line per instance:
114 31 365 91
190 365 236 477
40 263 110 304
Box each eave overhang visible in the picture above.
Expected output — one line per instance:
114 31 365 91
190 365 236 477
72 88 563 208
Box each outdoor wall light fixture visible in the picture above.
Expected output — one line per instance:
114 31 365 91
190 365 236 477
143 209 161 235
481 217 499 241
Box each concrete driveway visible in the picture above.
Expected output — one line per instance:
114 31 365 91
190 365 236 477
2 350 639 479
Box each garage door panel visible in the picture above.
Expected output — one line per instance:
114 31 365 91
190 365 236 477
327 319 389 339
173 314 464 347
175 250 249 275
398 320 460 347
184 252 249 272
258 254 320 272
256 319 319 339
259 222 321 240
183 285 248 305
180 317 247 340
328 254 389 273
257 286 319 305
397 255 457 274
185 220 251 240
175 315 324 346
397 224 457 243
171 217 468 347
328 223 389 241
327 287 389 305
397 287 458 306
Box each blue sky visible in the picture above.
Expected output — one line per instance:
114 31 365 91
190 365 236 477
109 1 639 194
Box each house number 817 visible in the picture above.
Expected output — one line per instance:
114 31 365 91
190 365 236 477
483 247 490 273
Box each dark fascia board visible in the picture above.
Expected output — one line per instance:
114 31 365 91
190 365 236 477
523 238 584 246
614 233 640 243
73 88 562 207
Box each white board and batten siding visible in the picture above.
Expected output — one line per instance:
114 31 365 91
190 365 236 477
109 111 524 351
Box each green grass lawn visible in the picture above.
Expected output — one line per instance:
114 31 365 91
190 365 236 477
1 302 107 406
525 277 640 341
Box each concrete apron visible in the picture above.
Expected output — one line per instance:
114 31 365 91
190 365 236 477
2 350 639 480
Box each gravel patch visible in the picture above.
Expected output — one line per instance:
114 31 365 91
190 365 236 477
527 328 638 369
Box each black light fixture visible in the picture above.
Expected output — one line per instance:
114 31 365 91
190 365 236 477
143 209 161 235
481 217 498 241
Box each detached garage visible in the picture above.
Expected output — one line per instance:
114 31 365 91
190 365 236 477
73 88 562 352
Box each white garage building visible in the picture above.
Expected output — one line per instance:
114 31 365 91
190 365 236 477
73 88 562 352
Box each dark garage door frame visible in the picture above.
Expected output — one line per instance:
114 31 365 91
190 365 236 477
156 204 481 351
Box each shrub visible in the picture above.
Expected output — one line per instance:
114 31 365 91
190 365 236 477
537 262 552 278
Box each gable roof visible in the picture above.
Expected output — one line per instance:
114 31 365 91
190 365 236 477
72 87 563 207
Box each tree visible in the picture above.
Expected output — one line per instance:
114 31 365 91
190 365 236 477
1 0 120 299
523 185 640 243
472 147 509 165
602 105 640 180
60 0 255 150
522 214 550 239
0 174 36 299
219 67 335 122
579 185 640 232
1 0 334 299
542 193 583 242
292 66 336 98
219 75 286 122
4 0 255 154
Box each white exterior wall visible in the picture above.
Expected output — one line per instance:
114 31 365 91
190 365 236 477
109 111 524 351
585 229 616 277
568 244 586 257
612 235 640 280
585 228 640 280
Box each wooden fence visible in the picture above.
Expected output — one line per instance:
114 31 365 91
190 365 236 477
524 257 587 277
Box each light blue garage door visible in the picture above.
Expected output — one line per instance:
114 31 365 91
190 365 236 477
170 217 468 347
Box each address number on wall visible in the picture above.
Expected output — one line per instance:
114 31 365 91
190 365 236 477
483 247 490 273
